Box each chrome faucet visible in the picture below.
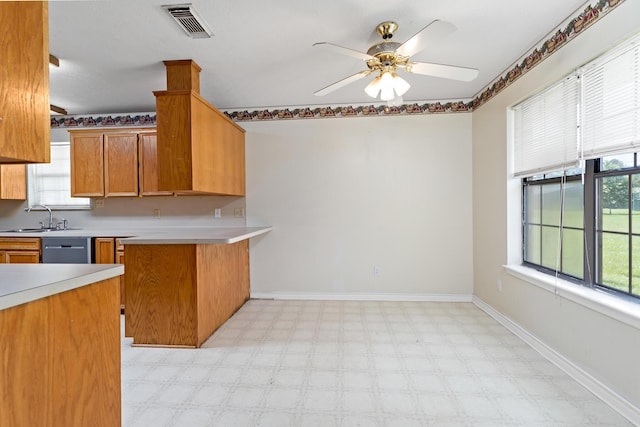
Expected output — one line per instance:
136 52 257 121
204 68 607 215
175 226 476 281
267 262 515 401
27 204 53 229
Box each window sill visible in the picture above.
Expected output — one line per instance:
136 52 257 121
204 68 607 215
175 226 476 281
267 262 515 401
504 265 640 330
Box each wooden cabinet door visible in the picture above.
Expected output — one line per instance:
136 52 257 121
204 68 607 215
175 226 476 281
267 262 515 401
0 2 49 163
5 250 40 264
94 238 116 264
139 132 171 196
104 133 139 197
0 164 26 200
0 236 41 263
70 132 104 197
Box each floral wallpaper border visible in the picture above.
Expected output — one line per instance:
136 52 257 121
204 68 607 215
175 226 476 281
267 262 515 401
470 0 623 111
50 0 623 128
50 114 156 129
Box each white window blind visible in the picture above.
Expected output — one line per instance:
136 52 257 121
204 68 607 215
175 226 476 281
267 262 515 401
582 34 640 159
512 75 580 177
28 142 90 209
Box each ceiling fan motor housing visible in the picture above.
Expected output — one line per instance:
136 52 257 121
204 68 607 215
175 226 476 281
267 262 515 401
367 42 408 70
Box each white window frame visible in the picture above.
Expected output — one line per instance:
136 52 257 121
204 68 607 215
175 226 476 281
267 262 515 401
27 142 91 210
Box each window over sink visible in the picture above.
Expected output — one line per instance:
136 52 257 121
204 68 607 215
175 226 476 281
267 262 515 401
28 142 91 209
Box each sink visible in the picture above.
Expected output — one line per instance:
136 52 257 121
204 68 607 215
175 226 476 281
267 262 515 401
5 228 52 233
2 227 83 233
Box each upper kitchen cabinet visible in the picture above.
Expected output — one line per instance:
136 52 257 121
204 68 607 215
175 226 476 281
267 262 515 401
0 164 27 200
69 128 168 197
138 132 172 196
154 60 246 196
0 2 50 164
69 131 105 197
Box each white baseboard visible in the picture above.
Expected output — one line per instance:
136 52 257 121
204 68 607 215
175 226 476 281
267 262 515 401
250 292 473 302
473 295 640 426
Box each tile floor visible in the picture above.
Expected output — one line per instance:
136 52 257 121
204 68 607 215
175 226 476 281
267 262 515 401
121 300 632 426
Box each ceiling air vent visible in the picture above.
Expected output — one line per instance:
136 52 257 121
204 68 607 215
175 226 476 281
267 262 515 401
162 4 213 39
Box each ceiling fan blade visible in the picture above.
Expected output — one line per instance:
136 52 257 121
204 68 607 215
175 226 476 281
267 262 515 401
313 42 374 61
395 20 457 57
406 61 479 82
314 70 372 96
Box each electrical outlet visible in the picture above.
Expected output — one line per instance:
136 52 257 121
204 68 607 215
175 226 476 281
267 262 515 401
94 199 105 209
214 208 221 218
154 209 161 219
374 266 382 277
234 207 246 218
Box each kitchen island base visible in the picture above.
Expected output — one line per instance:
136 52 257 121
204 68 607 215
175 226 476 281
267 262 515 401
124 240 249 347
0 276 121 427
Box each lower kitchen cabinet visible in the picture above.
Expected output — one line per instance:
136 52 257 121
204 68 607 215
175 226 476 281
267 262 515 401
94 237 116 264
124 240 249 347
94 237 126 309
0 274 121 427
0 238 40 263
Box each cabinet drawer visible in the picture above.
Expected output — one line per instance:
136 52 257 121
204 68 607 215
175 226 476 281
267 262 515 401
0 238 41 251
5 250 40 264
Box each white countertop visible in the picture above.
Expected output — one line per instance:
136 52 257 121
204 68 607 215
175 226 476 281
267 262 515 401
0 226 273 244
0 264 124 311
119 226 272 244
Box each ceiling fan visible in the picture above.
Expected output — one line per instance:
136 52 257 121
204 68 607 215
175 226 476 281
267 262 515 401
313 20 479 103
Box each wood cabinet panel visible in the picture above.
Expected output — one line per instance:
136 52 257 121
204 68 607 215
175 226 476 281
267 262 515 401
155 91 246 195
94 238 116 263
0 237 40 251
0 238 40 264
95 237 126 309
125 244 198 346
70 132 104 197
69 128 167 198
139 132 172 196
124 240 250 347
5 251 40 264
0 289 50 426
104 133 139 197
164 59 201 92
155 92 193 192
0 2 50 164
0 277 121 427
154 60 245 196
115 250 125 309
0 164 26 200
196 240 249 345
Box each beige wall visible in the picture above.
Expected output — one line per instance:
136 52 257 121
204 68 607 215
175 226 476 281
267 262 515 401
244 113 473 298
472 1 640 410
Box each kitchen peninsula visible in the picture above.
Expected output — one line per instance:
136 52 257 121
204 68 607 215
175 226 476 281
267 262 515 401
122 226 271 347
0 263 124 427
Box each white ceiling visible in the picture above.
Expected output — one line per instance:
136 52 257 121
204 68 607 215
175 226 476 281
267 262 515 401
48 0 590 115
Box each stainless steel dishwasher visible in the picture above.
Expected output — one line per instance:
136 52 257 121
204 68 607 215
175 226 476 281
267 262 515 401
41 237 92 263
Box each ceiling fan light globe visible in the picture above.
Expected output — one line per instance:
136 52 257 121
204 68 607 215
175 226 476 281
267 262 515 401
379 71 396 101
364 75 382 98
379 71 393 86
380 85 395 101
392 75 410 97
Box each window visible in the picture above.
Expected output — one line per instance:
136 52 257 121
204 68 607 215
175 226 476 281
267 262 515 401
517 32 640 301
523 157 640 299
523 171 584 280
27 142 90 209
